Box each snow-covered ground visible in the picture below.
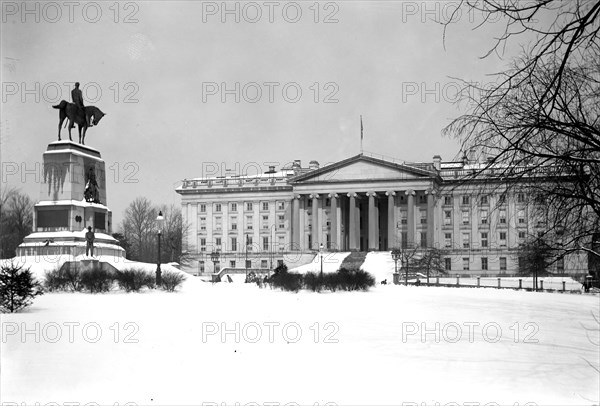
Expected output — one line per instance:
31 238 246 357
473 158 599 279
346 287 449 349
2 277 598 405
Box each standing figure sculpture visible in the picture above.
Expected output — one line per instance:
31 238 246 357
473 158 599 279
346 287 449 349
52 82 106 145
85 226 95 257
84 166 101 204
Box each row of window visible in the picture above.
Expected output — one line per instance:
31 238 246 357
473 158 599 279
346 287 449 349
199 235 287 252
443 193 527 206
443 207 530 226
198 201 287 213
447 257 507 271
443 230 545 248
198 259 285 272
199 214 286 231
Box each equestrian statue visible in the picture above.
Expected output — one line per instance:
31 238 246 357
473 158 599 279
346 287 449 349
52 82 106 145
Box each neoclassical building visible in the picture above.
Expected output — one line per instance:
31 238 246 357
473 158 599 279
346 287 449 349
176 153 587 276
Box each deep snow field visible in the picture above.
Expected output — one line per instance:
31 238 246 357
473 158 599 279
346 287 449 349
2 271 599 406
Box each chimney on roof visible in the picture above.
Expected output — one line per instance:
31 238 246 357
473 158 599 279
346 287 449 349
292 160 301 175
309 160 320 170
433 155 442 171
266 165 276 174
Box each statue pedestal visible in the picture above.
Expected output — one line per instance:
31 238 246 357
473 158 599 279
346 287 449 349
17 141 124 260
80 258 100 272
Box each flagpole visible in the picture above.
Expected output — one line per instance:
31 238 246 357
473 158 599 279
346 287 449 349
360 115 363 154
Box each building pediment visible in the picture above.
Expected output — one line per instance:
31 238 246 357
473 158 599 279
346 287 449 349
290 154 437 184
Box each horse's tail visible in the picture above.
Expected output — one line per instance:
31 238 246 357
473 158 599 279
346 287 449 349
52 100 68 109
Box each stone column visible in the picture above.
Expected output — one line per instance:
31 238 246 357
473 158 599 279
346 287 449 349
426 189 435 247
292 195 300 250
310 193 320 250
367 192 378 250
329 193 339 250
348 192 358 250
406 189 416 247
386 191 396 249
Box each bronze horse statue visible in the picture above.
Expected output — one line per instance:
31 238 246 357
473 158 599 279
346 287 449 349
52 100 106 145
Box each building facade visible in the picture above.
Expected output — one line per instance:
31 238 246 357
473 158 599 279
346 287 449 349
176 153 587 276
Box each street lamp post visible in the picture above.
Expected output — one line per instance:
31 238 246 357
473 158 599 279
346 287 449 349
156 211 164 287
391 249 401 284
319 243 324 279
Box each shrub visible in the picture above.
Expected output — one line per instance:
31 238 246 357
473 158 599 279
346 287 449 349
161 270 186 292
0 261 43 313
323 272 339 292
271 266 302 292
80 268 113 293
331 267 375 291
44 265 82 292
115 269 155 292
303 272 323 292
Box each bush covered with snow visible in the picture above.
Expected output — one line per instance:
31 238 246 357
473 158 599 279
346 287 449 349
160 270 186 292
115 269 155 292
79 268 114 293
0 261 43 313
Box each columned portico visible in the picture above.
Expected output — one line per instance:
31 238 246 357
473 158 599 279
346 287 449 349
406 189 416 247
386 191 396 249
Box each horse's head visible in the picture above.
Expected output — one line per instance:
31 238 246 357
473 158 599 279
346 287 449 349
92 109 106 126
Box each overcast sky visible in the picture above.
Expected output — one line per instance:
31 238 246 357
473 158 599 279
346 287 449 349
1 1 535 227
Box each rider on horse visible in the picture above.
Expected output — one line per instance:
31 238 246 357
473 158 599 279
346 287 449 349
72 82 91 127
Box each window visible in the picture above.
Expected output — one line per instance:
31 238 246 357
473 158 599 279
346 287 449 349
247 236 253 251
498 194 506 204
400 211 408 225
518 231 526 240
499 232 507 246
198 261 205 272
481 257 488 270
278 235 285 250
307 199 312 207
420 232 427 248
246 202 253 211
444 210 452 225
263 236 269 251
480 195 488 205
462 232 470 248
499 257 507 271
215 203 222 212
481 210 488 224
230 216 237 230
325 198 331 207
199 217 206 230
262 202 269 211
246 215 253 230
518 209 525 224
214 216 222 231
200 238 206 252
261 260 268 268
277 201 285 210
230 260 236 268
517 193 525 203
462 210 470 225
445 258 452 271
199 204 206 213
215 237 221 247
481 232 488 248
278 215 285 229
420 210 427 224
418 194 427 204
463 258 470 271
444 196 453 205
499 209 506 224
231 237 238 251
262 215 269 229
444 233 452 248
462 196 470 205
230 202 237 212
401 232 408 248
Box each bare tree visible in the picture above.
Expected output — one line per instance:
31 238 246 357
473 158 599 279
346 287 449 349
443 1 600 259
120 198 191 265
0 188 33 259
120 197 157 262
